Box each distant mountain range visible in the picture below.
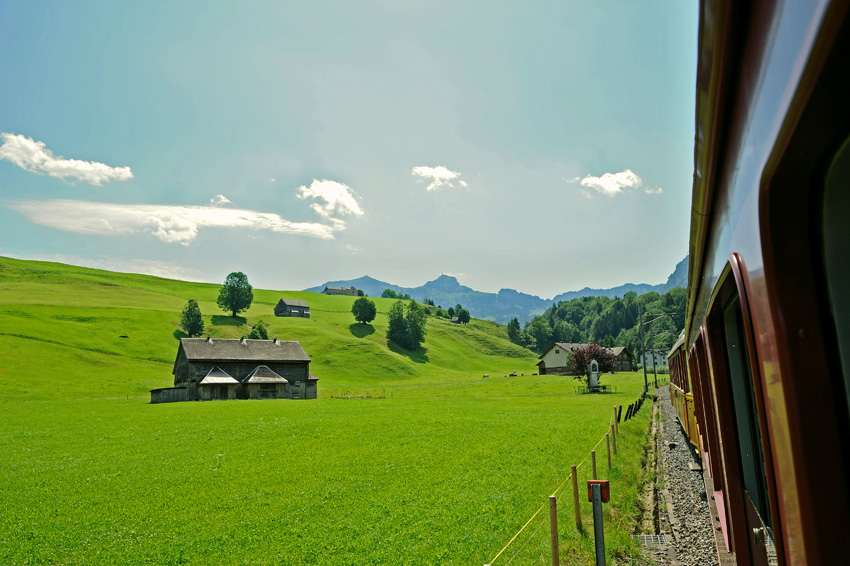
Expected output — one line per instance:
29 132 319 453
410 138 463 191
306 256 689 325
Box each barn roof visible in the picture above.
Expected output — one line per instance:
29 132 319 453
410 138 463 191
199 366 240 385
180 338 311 363
277 298 310 308
244 365 288 384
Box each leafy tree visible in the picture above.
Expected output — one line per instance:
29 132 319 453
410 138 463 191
457 308 471 324
507 317 522 343
569 343 616 384
447 307 455 317
524 317 554 353
351 297 377 324
435 307 448 318
180 299 205 337
386 301 407 346
217 272 253 317
382 289 397 299
357 289 365 297
386 300 428 350
247 320 268 339
404 300 427 349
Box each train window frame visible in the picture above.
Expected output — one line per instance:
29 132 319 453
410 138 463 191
704 256 779 561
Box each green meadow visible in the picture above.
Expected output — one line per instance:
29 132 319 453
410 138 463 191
0 257 652 565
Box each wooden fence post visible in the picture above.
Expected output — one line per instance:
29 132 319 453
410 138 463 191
571 465 582 530
591 450 597 480
550 495 559 566
606 433 612 469
611 424 617 455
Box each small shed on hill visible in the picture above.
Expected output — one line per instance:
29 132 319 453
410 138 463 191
274 298 310 318
150 338 318 403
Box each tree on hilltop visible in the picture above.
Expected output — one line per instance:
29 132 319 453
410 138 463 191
217 272 254 317
181 299 205 337
457 308 470 324
351 297 377 324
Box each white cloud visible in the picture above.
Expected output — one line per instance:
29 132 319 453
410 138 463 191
0 133 133 186
574 169 662 197
9 199 337 246
296 179 363 225
411 165 467 191
209 194 232 207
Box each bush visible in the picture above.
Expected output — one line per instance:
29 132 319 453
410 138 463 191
247 320 268 340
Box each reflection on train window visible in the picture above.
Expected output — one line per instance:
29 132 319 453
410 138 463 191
823 134 850 422
722 297 771 527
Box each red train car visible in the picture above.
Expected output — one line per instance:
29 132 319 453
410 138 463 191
667 1 850 564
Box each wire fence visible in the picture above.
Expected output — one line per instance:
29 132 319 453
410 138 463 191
485 392 649 565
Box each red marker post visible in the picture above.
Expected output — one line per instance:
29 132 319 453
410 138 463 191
587 480 610 566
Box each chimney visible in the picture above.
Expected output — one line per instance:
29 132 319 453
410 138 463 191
240 336 245 343
273 337 278 344
206 336 211 342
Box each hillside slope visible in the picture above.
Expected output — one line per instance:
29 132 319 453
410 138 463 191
0 256 538 400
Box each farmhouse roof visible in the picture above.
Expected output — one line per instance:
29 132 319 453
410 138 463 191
609 346 629 357
278 298 310 308
244 365 288 384
180 338 311 363
308 372 319 381
199 366 240 385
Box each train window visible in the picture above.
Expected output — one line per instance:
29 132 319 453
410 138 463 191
721 297 772 529
823 134 850 419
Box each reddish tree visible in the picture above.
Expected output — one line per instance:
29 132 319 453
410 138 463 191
569 343 616 384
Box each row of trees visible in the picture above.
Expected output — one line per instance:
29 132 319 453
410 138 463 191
381 289 412 300
508 288 687 362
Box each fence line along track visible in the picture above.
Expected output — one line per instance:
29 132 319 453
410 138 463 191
486 401 643 565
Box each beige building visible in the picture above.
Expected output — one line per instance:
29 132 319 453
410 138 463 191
536 342 633 375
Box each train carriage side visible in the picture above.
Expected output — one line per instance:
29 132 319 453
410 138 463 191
681 1 850 565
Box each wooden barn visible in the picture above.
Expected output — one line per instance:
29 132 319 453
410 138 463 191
274 298 310 318
150 337 318 403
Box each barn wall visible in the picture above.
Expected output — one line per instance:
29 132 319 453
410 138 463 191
150 387 189 404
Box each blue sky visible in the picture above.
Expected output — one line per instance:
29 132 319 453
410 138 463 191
0 1 697 298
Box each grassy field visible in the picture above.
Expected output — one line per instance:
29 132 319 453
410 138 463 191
0 257 653 565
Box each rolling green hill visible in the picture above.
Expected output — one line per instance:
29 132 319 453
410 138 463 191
0 256 652 565
0 256 537 400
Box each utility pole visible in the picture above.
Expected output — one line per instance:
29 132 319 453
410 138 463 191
638 304 648 394
646 324 658 388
